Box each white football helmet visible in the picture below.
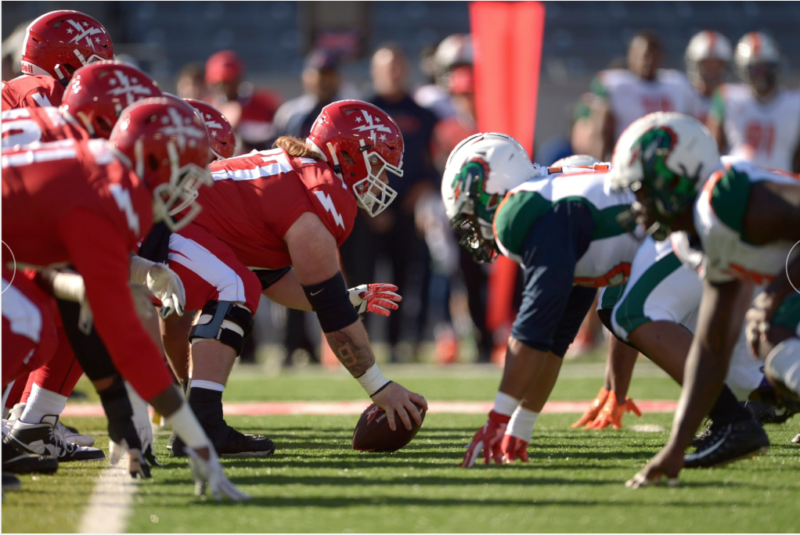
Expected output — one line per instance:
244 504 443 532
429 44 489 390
611 112 721 240
685 31 732 88
551 154 601 168
734 32 781 91
442 132 543 262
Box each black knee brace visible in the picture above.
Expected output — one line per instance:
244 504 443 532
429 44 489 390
189 301 254 356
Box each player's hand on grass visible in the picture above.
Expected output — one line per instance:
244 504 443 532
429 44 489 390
587 395 641 430
109 438 151 479
571 386 609 428
349 283 402 317
460 411 510 467
500 434 529 463
625 446 683 489
185 446 251 502
370 382 427 431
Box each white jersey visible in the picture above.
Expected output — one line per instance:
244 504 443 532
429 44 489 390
712 84 800 171
672 160 799 284
593 69 695 140
493 166 640 287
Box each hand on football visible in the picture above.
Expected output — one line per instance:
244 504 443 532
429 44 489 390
349 283 402 317
460 411 510 468
185 446 251 502
370 382 427 431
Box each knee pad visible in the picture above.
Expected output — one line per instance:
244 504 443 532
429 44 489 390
765 337 800 400
189 301 254 356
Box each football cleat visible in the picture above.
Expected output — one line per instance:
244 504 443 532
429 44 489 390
743 400 797 425
2 473 22 492
571 387 609 428
3 415 105 462
792 432 800 444
2 442 59 474
586 395 642 430
55 420 95 447
684 419 769 469
170 425 275 458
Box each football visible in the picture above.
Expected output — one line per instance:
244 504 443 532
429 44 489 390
352 402 426 452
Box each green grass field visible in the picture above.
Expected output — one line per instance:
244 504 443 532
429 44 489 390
3 361 799 533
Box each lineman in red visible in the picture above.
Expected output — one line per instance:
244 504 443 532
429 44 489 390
1 98 248 500
1 10 114 111
164 100 427 457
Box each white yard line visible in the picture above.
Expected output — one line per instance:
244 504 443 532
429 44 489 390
78 459 137 534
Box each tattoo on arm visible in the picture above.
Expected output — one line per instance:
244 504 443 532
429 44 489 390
326 330 375 378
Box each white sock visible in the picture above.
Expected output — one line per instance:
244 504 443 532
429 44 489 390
20 384 68 424
507 406 539 441
190 380 225 393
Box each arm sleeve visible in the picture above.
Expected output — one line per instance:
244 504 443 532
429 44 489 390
57 209 174 401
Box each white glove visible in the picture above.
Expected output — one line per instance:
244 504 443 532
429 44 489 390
130 256 185 319
124 381 160 467
185 446 251 501
109 440 151 479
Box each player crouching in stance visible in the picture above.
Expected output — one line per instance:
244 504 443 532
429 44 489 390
442 133 641 467
159 99 427 458
2 98 247 500
611 112 800 488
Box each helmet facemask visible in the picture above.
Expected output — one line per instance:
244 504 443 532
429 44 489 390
326 139 401 217
447 158 501 263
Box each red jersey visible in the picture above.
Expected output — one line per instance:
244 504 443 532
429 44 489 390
1 106 89 149
2 138 172 400
194 148 358 269
2 75 65 111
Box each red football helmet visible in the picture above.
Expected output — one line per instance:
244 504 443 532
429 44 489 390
306 100 404 217
22 10 114 83
109 98 212 231
183 99 236 161
61 61 161 139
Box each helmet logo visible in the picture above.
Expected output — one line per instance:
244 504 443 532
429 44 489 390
630 126 678 182
353 110 392 144
106 70 154 105
65 19 103 51
201 113 223 138
159 108 205 151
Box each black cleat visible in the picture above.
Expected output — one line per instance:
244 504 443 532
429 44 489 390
743 401 797 425
684 419 770 469
169 424 275 458
2 473 22 492
692 419 714 448
2 442 58 474
3 415 105 462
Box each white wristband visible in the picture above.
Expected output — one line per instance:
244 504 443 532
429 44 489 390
493 392 520 417
507 406 539 441
51 272 86 303
165 402 211 450
356 363 391 397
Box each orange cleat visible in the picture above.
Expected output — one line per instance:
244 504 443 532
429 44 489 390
586 394 642 430
571 386 609 428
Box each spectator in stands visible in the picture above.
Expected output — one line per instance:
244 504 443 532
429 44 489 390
176 62 209 102
414 34 472 121
584 30 694 160
204 50 281 152
340 44 438 363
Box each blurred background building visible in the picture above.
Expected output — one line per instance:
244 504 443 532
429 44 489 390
4 1 799 366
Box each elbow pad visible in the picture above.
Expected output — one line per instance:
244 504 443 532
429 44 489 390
302 272 359 333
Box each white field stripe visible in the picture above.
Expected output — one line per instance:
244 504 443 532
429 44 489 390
78 459 137 534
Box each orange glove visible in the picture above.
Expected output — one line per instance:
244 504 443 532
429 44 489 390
586 394 642 430
571 386 609 428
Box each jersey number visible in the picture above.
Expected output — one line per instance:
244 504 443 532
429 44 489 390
641 97 673 114
1 119 43 148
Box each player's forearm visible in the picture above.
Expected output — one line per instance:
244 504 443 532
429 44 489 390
324 320 376 378
607 336 639 403
262 269 313 311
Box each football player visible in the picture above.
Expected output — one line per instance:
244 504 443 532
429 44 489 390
1 10 114 111
684 31 733 123
707 32 800 172
612 112 800 487
2 98 247 500
157 100 426 458
585 30 695 160
2 62 165 468
442 134 643 467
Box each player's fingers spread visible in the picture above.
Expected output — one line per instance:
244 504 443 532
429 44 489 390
404 398 423 426
383 407 398 431
409 392 428 411
374 291 402 302
370 305 391 317
373 283 398 293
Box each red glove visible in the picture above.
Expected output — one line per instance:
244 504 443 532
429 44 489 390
500 435 529 463
348 283 402 317
460 411 510 468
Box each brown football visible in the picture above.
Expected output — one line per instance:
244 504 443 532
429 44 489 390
352 402 426 452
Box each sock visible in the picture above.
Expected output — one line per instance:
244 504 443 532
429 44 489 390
20 384 68 424
187 383 225 431
708 384 752 426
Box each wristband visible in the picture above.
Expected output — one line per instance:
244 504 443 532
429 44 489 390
356 363 391 397
507 406 539 441
165 401 211 450
493 391 520 417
